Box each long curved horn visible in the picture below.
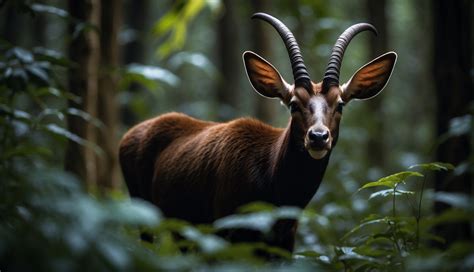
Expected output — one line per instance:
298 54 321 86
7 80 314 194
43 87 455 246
322 23 377 91
252 12 311 92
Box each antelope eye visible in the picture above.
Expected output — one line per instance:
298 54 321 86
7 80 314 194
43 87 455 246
336 102 345 113
289 102 300 113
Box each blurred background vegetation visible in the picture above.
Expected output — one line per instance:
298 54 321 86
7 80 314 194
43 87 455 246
0 0 472 271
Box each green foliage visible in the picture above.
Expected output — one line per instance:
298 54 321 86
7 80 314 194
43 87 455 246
296 163 474 271
409 162 455 172
152 0 217 58
0 42 160 271
1 170 164 271
359 171 423 190
30 3 69 18
1 1 473 271
122 63 180 90
215 203 300 233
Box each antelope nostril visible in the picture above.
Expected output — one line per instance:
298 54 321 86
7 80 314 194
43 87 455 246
309 129 329 142
321 131 329 140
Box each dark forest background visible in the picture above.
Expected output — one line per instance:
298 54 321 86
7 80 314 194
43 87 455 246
0 0 472 271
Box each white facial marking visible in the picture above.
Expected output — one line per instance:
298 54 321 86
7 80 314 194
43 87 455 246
308 149 328 160
311 96 327 125
305 95 331 160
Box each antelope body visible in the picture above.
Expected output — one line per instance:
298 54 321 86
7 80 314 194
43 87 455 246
119 13 397 252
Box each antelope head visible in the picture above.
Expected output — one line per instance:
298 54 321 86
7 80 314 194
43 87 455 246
244 13 397 159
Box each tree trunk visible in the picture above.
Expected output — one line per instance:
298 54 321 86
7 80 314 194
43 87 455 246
122 0 150 127
366 0 387 169
1 3 23 45
96 0 122 190
32 0 47 46
65 0 101 188
216 0 240 121
123 0 149 65
433 0 473 247
251 0 276 123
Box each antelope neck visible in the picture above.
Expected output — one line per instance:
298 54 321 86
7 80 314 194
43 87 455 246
270 119 330 208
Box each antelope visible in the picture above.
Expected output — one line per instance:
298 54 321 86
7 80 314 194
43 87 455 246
119 13 397 252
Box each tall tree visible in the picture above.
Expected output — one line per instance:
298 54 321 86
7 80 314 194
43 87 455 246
32 0 47 46
1 2 24 45
122 0 150 126
96 0 122 189
250 0 276 123
65 0 101 188
123 0 149 65
433 0 473 246
216 0 240 120
366 0 388 169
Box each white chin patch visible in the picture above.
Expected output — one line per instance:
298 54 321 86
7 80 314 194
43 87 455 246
308 149 328 160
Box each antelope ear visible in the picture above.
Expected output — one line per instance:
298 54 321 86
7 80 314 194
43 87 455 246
243 51 290 103
342 52 397 102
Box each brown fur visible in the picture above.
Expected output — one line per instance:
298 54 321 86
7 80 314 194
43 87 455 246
120 113 285 220
119 111 328 252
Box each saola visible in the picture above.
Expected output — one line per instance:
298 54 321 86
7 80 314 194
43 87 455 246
119 13 397 252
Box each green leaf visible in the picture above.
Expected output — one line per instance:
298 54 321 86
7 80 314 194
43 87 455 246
409 162 455 171
38 108 65 121
155 232 181 256
364 236 394 248
25 64 49 84
214 206 300 233
33 47 72 67
126 64 180 87
31 87 81 103
295 250 322 258
359 171 423 191
354 243 392 258
210 243 261 262
369 189 415 200
120 71 158 91
237 201 276 213
110 199 162 226
9 47 33 63
169 52 218 78
180 226 228 253
44 123 86 144
30 3 69 18
43 124 103 155
66 108 104 128
274 206 301 219
336 246 383 264
0 104 31 120
214 212 274 232
152 10 177 36
182 0 206 19
152 0 207 58
342 217 390 241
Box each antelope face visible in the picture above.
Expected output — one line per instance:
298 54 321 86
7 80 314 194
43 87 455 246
288 84 343 159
